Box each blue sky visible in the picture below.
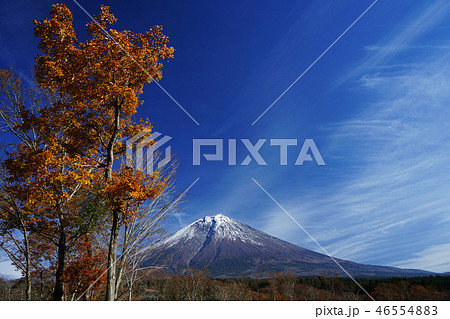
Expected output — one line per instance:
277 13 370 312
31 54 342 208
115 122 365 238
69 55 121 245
1 0 450 277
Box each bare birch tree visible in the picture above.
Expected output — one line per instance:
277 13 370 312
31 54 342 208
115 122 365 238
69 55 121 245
0 68 41 300
115 157 184 300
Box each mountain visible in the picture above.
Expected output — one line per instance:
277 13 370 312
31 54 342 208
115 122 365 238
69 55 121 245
142 214 432 278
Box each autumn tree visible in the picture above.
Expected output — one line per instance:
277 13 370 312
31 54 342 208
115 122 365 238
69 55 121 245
32 4 174 300
0 67 100 300
0 68 42 300
62 233 107 300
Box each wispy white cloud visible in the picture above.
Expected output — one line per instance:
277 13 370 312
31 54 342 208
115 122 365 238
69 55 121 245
323 58 449 267
256 4 450 272
390 243 450 273
363 44 450 52
332 0 450 89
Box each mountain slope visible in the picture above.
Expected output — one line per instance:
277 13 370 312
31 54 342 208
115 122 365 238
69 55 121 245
142 214 432 278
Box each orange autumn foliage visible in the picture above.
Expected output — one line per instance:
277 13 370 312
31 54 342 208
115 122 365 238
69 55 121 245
63 235 107 301
101 167 166 215
1 2 175 300
29 3 174 300
33 4 174 165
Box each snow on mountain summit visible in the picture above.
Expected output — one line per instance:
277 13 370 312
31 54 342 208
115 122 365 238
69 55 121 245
160 214 269 247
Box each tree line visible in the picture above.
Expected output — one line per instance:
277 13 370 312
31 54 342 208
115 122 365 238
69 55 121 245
1 269 448 301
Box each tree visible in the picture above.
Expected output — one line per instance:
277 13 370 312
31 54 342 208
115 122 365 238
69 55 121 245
0 192 33 301
62 233 107 300
0 275 14 301
179 268 211 301
115 158 182 300
0 68 41 300
32 4 174 300
0 67 98 300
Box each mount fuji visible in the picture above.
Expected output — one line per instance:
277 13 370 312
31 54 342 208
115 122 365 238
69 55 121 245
142 214 432 278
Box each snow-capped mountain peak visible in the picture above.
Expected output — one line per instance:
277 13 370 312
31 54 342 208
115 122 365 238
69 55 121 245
160 214 268 247
143 214 433 278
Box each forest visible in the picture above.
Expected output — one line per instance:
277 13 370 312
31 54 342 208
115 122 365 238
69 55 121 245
1 270 449 301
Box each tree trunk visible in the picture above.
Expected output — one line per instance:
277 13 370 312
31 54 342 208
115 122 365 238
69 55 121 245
104 99 121 301
105 209 119 301
53 220 66 301
23 230 32 301
18 219 32 301
105 99 120 181
40 271 44 300
114 223 130 300
128 282 133 301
